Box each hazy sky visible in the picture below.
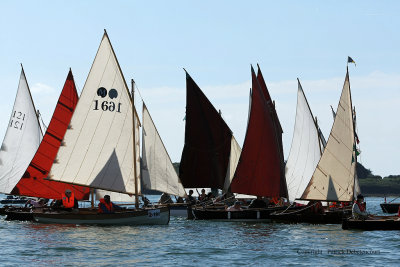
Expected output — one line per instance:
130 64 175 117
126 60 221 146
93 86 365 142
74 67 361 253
0 1 399 177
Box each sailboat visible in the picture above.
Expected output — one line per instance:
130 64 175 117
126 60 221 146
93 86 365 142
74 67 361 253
272 67 359 224
0 66 43 197
191 65 294 221
10 70 90 200
32 31 169 225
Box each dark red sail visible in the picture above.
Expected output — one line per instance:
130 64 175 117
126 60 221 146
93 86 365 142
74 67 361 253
230 66 287 198
257 65 288 198
179 71 233 189
11 70 90 200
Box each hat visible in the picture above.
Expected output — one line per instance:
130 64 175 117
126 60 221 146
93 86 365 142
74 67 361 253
234 201 241 205
65 189 72 194
357 194 364 200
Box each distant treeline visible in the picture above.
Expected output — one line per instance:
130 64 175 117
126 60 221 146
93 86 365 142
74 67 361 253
172 162 400 196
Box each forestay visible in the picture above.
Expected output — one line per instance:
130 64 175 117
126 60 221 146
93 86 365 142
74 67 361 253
0 67 42 194
141 103 186 197
301 69 356 202
285 80 325 202
48 32 141 195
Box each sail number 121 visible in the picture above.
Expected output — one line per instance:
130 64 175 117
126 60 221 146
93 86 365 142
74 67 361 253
93 100 122 113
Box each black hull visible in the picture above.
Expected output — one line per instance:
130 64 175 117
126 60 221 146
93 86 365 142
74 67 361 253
191 206 292 221
380 203 400 214
5 210 34 221
342 216 400 230
270 210 351 224
0 200 27 204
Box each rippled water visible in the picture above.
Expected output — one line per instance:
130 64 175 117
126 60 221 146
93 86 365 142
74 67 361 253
1 197 399 266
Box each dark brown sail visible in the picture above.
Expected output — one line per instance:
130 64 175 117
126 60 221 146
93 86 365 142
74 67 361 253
179 71 233 189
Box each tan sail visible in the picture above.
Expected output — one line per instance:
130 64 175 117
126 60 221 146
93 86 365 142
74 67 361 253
48 32 140 195
301 69 356 202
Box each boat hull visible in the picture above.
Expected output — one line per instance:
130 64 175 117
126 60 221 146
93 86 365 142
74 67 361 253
270 209 351 224
191 206 293 222
33 207 170 225
380 203 400 214
342 216 400 230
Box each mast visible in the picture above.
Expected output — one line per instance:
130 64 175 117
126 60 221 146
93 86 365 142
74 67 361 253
348 66 358 201
132 79 139 209
315 117 323 156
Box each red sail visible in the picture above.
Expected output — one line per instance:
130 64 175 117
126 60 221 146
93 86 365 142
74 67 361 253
257 66 288 198
230 66 287 197
11 70 90 200
179 71 233 189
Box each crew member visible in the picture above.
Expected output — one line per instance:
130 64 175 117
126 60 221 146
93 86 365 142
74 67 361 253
249 196 267 209
61 189 78 210
352 194 368 219
98 195 122 213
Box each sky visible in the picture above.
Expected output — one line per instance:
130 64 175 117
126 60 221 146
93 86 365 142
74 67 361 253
0 1 399 177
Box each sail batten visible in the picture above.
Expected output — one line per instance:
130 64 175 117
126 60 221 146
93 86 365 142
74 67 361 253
230 66 287 198
12 70 90 200
141 103 186 197
300 69 356 202
48 33 140 195
0 68 43 194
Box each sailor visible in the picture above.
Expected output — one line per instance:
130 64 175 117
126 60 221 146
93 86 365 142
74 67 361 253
98 195 122 214
159 193 173 204
352 194 368 219
198 189 206 202
61 189 78 210
186 190 196 205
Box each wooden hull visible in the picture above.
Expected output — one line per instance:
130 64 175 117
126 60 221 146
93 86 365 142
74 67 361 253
33 207 170 225
380 203 400 214
342 216 400 230
156 203 189 217
5 208 35 221
270 209 351 224
190 206 292 222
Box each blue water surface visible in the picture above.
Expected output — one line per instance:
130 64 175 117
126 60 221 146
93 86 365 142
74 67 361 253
1 196 399 266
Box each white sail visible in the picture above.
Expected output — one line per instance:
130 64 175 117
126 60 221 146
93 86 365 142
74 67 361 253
96 189 135 202
301 69 356 202
48 32 141 195
141 104 186 197
223 136 241 192
0 68 43 194
285 80 324 202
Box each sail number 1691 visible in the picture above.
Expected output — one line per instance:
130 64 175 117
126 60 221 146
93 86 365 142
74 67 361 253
93 100 122 113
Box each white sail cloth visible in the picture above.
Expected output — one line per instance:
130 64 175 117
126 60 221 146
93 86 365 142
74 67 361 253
49 33 141 195
285 81 324 203
223 136 241 192
0 69 42 194
301 70 356 202
96 189 135 202
141 104 186 198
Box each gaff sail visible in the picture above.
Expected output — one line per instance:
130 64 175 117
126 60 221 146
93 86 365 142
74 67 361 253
141 103 186 197
230 66 287 198
0 67 43 194
285 80 326 202
301 68 356 202
12 70 90 200
48 32 141 195
179 71 241 191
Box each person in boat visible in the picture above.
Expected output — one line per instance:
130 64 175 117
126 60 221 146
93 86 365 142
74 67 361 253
175 196 184 203
248 196 267 209
307 200 324 214
198 189 206 202
159 193 173 204
186 189 196 205
141 196 151 207
98 195 123 214
352 194 368 220
226 201 243 211
61 189 78 210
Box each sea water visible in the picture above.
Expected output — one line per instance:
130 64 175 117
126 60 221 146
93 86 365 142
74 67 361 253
0 196 399 266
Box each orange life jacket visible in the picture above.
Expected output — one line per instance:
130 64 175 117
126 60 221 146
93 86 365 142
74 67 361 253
98 198 114 213
356 201 366 212
329 202 337 208
271 197 279 205
62 192 75 208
